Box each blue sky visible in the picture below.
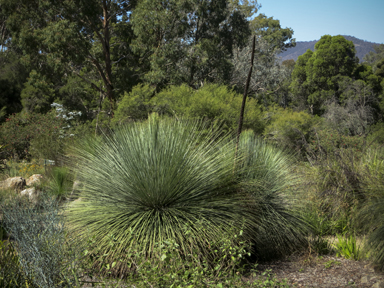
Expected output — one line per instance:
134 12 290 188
255 0 384 44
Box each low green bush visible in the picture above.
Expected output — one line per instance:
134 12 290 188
367 122 384 144
82 227 250 287
29 103 82 162
263 107 318 154
14 160 44 179
332 233 362 260
112 84 155 125
301 139 384 266
0 159 45 190
310 237 334 256
151 83 265 134
361 200 384 270
0 104 83 162
0 112 66 160
300 206 335 255
300 127 372 237
0 145 6 175
308 127 367 160
0 239 34 288
1 196 83 288
357 147 384 270
81 226 290 287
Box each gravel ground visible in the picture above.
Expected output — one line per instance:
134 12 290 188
255 254 384 287
81 254 384 287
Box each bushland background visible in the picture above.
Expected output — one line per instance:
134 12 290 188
1 0 384 287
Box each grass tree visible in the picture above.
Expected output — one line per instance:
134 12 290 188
67 114 255 274
67 115 308 276
237 130 308 259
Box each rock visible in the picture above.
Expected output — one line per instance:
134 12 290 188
372 281 384 288
26 174 43 187
362 276 371 284
71 181 83 195
20 187 39 201
0 177 26 191
67 197 83 208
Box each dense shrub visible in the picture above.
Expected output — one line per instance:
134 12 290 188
0 145 6 174
82 226 254 286
301 127 381 237
357 148 384 269
29 103 82 161
0 112 64 160
263 107 318 153
322 99 375 137
113 83 266 134
151 83 265 134
309 127 367 158
301 151 364 236
112 84 155 125
15 161 44 179
0 103 82 161
0 239 33 287
367 122 384 144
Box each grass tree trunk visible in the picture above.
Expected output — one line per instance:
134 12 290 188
236 35 256 151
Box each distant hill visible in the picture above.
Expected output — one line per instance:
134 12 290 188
278 35 381 63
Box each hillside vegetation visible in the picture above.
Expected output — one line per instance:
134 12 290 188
279 35 381 62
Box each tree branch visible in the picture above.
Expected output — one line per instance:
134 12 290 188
72 69 104 95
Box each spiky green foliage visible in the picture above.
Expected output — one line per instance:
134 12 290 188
48 166 72 199
68 116 307 276
237 130 308 259
67 115 254 273
332 233 362 260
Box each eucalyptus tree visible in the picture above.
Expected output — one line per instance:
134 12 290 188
289 49 314 111
250 13 295 52
0 0 139 113
230 12 296 108
0 50 27 120
131 0 252 88
290 35 359 115
0 4 11 50
363 44 384 68
230 37 290 107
